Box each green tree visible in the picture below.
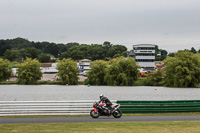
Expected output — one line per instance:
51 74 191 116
56 58 79 85
19 48 31 61
8 38 31 50
4 49 21 62
0 58 12 81
89 44 105 60
0 39 10 57
107 45 127 58
60 51 68 59
113 54 121 58
66 42 79 49
145 70 164 86
122 51 129 57
155 45 168 61
38 53 51 63
196 53 200 58
190 47 197 54
168 52 175 57
25 47 39 59
105 57 140 86
67 45 87 60
86 60 108 85
16 58 42 84
163 51 200 87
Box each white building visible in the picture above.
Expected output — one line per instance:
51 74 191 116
129 44 155 72
78 59 91 72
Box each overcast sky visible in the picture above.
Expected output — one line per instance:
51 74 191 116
0 0 200 52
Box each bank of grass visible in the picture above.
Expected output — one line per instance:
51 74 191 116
35 81 61 85
1 121 200 133
133 78 146 86
0 81 84 85
0 81 17 84
0 81 61 85
36 81 84 85
197 83 200 88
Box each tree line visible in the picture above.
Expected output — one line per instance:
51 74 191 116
0 57 140 85
0 38 128 62
1 38 200 63
1 50 200 87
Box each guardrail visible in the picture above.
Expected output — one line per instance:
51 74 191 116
0 100 117 116
117 100 200 113
0 101 93 116
1 100 200 116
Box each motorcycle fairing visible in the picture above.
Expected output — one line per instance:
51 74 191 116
92 108 98 112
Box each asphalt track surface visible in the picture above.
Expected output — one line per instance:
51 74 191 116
1 115 200 124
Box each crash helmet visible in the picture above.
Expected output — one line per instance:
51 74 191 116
100 94 105 99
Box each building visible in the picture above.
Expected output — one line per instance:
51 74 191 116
129 44 155 72
40 63 58 74
78 59 91 72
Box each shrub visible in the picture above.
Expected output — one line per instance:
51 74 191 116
17 58 42 84
56 58 79 85
0 58 12 81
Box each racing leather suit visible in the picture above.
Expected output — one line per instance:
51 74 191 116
99 96 112 114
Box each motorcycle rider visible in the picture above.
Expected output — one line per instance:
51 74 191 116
98 94 112 114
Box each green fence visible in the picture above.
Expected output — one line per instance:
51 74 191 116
117 100 200 113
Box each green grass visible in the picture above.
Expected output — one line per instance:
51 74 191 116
35 81 61 85
0 81 61 85
0 81 17 84
0 81 84 85
196 83 200 88
1 121 200 133
133 78 146 86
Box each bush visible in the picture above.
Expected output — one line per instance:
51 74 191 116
145 70 164 86
16 58 42 84
86 60 108 85
38 53 51 63
105 57 140 86
164 51 200 87
56 58 79 85
0 58 12 81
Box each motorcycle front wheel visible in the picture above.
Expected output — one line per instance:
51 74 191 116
90 110 99 118
113 109 122 118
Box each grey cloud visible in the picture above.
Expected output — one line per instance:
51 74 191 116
0 0 200 52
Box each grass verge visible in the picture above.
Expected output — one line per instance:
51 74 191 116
133 78 146 86
0 81 61 85
35 81 61 85
1 121 200 133
0 81 84 85
0 81 17 84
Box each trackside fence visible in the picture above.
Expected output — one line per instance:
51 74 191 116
117 100 200 113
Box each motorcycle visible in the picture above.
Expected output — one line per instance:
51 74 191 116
90 101 122 118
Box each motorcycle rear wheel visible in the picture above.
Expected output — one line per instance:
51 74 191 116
113 109 122 118
90 110 99 118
